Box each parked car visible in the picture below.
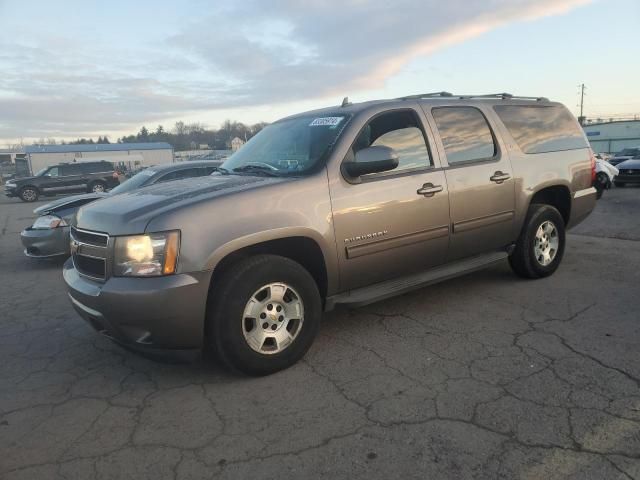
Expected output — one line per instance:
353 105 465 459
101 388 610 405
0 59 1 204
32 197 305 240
64 93 597 375
614 158 640 187
609 147 640 166
4 160 119 202
20 161 221 258
594 157 619 198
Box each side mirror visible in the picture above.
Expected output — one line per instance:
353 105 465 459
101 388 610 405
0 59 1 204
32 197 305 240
343 145 399 178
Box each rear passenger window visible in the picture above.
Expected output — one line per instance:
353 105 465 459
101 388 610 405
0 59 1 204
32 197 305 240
352 110 432 174
494 105 588 154
61 164 82 176
432 107 496 164
83 162 112 173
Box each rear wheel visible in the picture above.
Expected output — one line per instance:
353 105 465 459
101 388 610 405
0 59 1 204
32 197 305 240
509 204 565 279
89 181 107 193
206 255 322 376
19 186 39 202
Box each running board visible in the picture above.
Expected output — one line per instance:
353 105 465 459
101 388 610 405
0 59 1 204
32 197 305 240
325 251 509 310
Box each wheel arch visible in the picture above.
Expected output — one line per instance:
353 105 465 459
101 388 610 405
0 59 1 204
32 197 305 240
527 184 572 226
205 231 333 303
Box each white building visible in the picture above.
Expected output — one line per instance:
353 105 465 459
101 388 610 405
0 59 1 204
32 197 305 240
583 120 640 154
230 137 245 152
23 142 174 175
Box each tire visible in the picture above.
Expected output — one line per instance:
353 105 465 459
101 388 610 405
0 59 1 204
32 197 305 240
206 255 322 376
509 204 566 279
19 186 39 202
595 172 607 199
614 182 625 188
89 181 107 193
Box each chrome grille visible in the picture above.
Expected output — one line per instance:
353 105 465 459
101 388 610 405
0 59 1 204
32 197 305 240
70 227 109 280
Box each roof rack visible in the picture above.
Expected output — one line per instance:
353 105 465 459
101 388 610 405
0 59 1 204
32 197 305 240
457 93 549 102
399 92 548 102
397 91 453 100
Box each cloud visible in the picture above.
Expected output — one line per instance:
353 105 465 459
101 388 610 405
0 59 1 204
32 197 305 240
0 0 591 142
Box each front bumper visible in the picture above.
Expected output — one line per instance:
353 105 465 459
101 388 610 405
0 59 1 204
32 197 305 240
4 187 17 197
21 226 70 258
615 174 640 184
63 259 211 353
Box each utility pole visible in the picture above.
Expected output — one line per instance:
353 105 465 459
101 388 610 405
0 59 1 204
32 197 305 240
578 83 586 125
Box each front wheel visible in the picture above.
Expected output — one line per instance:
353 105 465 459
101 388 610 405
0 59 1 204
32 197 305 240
19 186 39 202
509 204 566 279
206 255 322 376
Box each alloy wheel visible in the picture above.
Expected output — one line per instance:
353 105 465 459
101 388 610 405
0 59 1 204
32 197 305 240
242 283 304 355
534 220 559 266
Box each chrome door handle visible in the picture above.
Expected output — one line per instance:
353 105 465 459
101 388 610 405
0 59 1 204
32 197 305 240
417 183 443 197
490 171 511 183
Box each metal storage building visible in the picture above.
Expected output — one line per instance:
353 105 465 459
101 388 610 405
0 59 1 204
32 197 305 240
582 120 640 154
23 142 174 175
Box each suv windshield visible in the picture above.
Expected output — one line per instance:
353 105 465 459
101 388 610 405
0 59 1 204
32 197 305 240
221 114 350 175
110 169 155 195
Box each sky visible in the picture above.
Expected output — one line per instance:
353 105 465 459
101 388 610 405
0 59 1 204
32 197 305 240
0 0 638 146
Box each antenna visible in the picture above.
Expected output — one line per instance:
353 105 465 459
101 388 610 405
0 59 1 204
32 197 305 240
341 97 350 107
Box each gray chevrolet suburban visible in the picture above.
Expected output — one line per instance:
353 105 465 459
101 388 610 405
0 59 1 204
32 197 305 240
64 92 597 375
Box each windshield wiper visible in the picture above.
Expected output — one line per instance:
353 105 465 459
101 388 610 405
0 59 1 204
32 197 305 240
213 166 231 175
231 164 282 177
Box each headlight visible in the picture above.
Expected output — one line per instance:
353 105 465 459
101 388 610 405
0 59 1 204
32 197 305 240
32 215 67 229
5 182 16 188
113 231 180 277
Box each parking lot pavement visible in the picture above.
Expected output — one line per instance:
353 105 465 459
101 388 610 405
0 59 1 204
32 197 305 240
1 189 639 480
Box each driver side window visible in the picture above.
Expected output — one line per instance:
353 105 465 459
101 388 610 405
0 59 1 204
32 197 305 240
46 167 59 177
352 110 432 175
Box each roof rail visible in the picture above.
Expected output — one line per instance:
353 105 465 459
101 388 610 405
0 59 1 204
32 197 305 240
399 92 549 102
398 91 453 100
457 93 549 102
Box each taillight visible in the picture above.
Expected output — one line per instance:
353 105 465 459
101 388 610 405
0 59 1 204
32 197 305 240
590 151 596 184
112 172 119 179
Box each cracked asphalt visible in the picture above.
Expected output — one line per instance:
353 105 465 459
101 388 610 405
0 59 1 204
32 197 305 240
1 186 639 479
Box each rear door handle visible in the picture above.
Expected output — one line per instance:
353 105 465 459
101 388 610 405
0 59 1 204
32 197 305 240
490 171 511 183
417 183 443 197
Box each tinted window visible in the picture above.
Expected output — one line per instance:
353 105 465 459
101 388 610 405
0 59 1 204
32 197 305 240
46 167 59 177
494 105 587 154
61 164 82 176
353 110 431 174
432 107 496 164
109 169 155 194
83 162 113 173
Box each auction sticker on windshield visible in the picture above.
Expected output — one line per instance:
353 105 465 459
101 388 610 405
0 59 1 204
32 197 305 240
309 117 343 127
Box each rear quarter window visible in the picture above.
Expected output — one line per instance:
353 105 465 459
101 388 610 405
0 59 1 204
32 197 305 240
494 105 588 154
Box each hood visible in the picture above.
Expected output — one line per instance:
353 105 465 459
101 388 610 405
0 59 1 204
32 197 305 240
76 174 290 235
616 159 640 170
10 175 37 184
34 192 108 215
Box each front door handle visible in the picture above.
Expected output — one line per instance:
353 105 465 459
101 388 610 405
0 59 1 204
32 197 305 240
417 183 443 197
490 171 511 183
